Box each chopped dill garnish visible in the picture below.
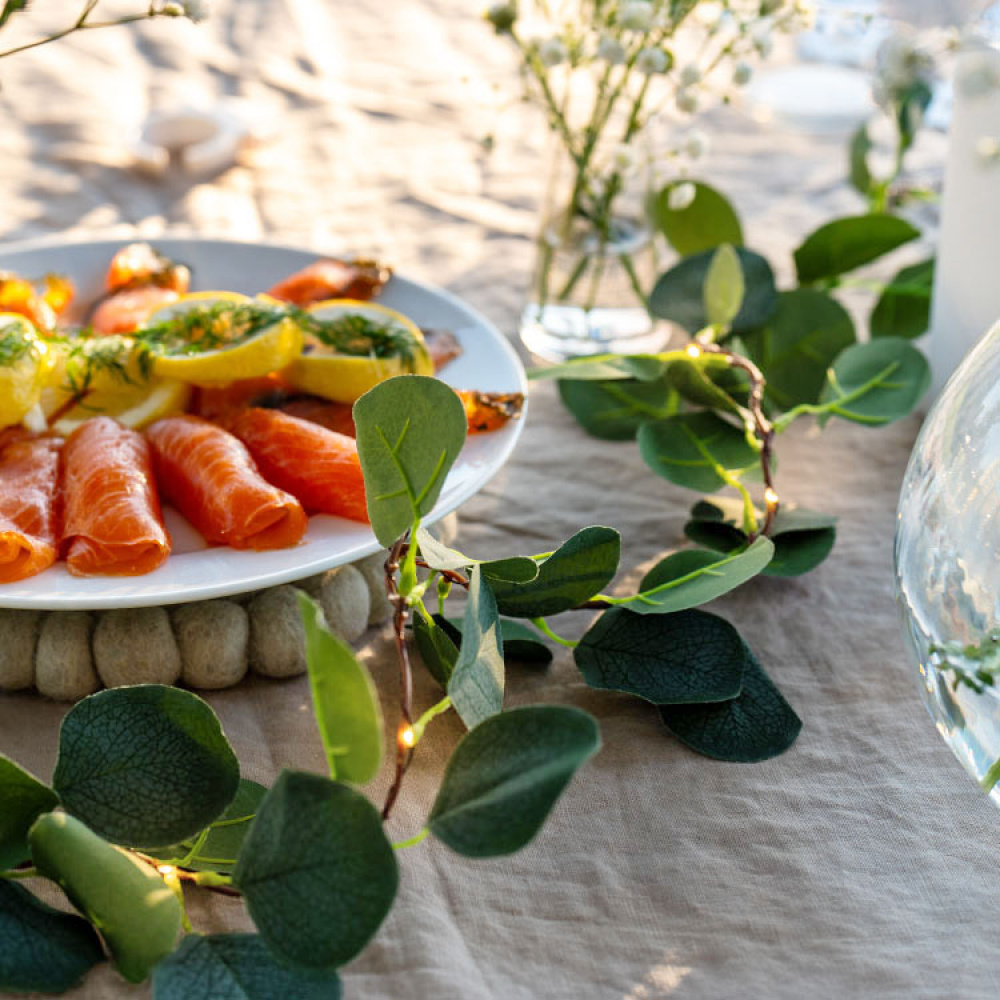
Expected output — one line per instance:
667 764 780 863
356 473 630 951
63 336 143 397
292 309 419 364
0 321 32 368
135 301 289 357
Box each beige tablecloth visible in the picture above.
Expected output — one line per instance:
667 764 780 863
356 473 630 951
2 3 997 998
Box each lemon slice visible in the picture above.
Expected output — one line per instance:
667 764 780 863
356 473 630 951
41 334 148 419
0 313 53 428
138 293 303 385
50 378 191 437
284 299 433 404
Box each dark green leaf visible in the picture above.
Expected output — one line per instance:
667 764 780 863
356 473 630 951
870 258 934 340
0 756 58 870
638 413 760 493
0 1 28 30
819 337 930 426
527 354 668 382
428 705 601 857
30 812 182 984
234 771 398 973
299 592 383 785
413 616 460 687
447 567 505 729
441 615 553 666
703 244 745 328
558 375 675 440
741 289 856 409
53 685 240 847
659 646 802 761
490 526 621 618
575 608 746 704
0 880 105 995
152 933 342 1000
848 122 873 196
794 214 920 284
653 181 744 256
414 526 538 583
666 356 745 414
353 375 467 546
649 248 778 336
615 537 773 614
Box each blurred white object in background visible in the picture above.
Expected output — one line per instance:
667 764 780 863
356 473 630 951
797 0 888 66
748 63 875 131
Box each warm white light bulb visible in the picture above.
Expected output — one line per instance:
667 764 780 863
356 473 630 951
765 487 780 506
685 343 701 359
400 727 416 749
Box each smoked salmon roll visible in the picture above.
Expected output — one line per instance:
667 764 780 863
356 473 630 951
0 435 61 583
62 417 170 576
147 415 307 551
225 408 369 523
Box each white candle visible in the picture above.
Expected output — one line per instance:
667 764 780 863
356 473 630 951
928 44 1000 400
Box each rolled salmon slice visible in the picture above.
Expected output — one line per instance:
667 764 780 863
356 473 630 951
0 435 62 583
62 417 170 576
147 415 307 551
225 408 369 524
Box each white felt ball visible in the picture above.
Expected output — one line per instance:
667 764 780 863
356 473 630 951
352 551 393 627
247 585 308 679
35 612 100 702
318 565 370 644
0 609 43 691
171 600 249 690
93 608 182 689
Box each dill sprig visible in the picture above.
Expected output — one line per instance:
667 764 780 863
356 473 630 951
135 301 288 357
293 308 419 365
0 321 33 368
63 336 143 398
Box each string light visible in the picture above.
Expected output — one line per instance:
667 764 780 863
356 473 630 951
400 726 416 749
685 343 702 359
764 487 780 507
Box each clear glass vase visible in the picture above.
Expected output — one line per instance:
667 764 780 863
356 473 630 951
896 318 1000 804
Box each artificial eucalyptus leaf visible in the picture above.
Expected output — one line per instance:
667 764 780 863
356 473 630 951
299 592 383 785
649 247 778 335
659 646 802 761
0 879 105 995
441 615 554 666
353 375 467 546
666 356 745 414
490 526 621 618
741 289 856 409
616 537 774 615
233 771 398 974
653 180 744 256
29 812 182 984
703 243 746 328
575 608 746 704
818 337 930 426
53 684 240 847
152 933 342 1000
870 258 934 340
414 526 538 583
637 412 761 493
428 705 601 857
848 122 873 196
0 755 58 870
413 615 460 687
793 214 920 284
447 566 505 729
528 354 668 382
558 375 676 440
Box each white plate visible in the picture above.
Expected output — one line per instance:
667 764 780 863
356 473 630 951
0 236 527 610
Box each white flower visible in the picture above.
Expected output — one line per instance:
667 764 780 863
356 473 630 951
695 1 725 26
676 89 699 113
611 144 638 173
751 25 774 58
620 1 653 32
597 34 626 65
667 182 697 212
975 136 1000 162
679 64 702 88
683 130 710 161
181 0 210 21
538 37 568 67
875 33 935 95
732 61 753 86
636 47 669 75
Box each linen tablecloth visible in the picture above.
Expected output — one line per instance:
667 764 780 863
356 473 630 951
1 3 997 998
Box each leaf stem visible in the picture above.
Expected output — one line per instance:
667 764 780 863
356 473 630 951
393 828 430 851
412 695 453 743
0 867 38 880
530 617 579 649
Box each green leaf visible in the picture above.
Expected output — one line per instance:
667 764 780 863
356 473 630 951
870 258 934 340
353 375 467 546
741 289 856 410
152 933 342 1000
447 566 505 729
414 526 538 583
637 413 760 493
0 756 58 871
233 771 398 974
653 181 744 256
558 375 675 440
490 526 621 618
615 538 773 614
649 248 778 336
30 812 182 984
527 354 668 382
428 705 601 857
0 1 28 30
575 608 746 704
53 685 240 848
684 497 837 577
818 337 930 426
659 646 802 761
793 214 920 284
0 879 105 995
666 356 745 415
440 615 553 666
703 244 745 328
848 122 873 196
299 592 383 784
413 615 460 687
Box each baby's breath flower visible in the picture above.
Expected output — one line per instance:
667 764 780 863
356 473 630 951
759 0 784 14
597 34 626 65
181 0 210 21
611 144 638 173
538 37 568 67
619 1 654 32
975 135 1000 163
636 46 669 75
160 1 184 13
679 64 702 88
485 2 518 35
751 25 774 58
668 182 697 212
732 60 753 86
683 130 710 161
676 88 699 113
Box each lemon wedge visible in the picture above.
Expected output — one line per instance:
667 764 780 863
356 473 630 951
284 299 433 404
138 293 303 385
0 313 54 428
50 378 191 437
41 334 147 418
